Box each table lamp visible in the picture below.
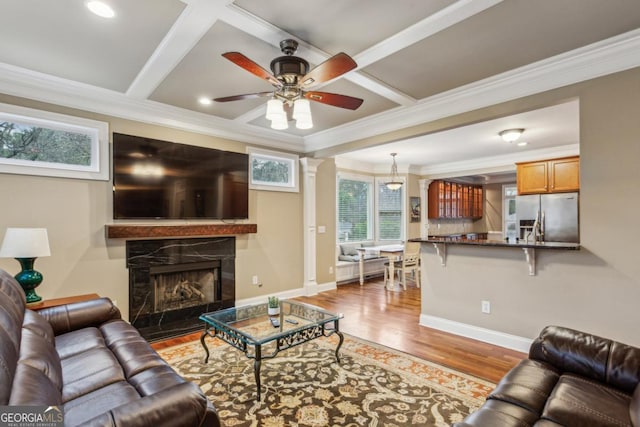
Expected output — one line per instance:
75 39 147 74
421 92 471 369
0 227 51 304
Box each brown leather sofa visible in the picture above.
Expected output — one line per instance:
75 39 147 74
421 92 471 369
455 325 640 427
0 269 219 426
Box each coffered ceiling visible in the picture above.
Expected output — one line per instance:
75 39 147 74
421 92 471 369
0 0 639 172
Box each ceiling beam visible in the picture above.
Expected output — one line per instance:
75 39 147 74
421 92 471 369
353 0 504 69
126 0 233 99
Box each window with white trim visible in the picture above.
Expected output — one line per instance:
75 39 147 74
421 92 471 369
0 103 109 181
337 173 373 243
376 178 404 241
337 172 405 243
247 147 299 192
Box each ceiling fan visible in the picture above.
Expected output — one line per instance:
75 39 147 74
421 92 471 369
214 39 364 129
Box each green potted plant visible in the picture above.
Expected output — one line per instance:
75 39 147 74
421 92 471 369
267 296 280 316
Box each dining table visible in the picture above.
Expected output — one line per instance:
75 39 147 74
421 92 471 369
356 244 404 290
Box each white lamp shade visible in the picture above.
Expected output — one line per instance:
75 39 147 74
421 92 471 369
0 228 51 258
266 99 285 121
270 116 289 130
293 99 311 120
295 115 313 130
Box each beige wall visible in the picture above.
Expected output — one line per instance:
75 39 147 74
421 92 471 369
406 173 422 239
0 94 304 319
419 68 640 346
315 159 337 284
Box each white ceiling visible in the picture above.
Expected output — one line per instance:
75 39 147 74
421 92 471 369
0 0 639 174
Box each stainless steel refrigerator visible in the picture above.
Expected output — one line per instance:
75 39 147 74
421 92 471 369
515 192 579 243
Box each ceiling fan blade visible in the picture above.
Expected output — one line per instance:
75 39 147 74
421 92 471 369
304 91 364 110
213 92 273 102
299 53 357 88
222 52 282 87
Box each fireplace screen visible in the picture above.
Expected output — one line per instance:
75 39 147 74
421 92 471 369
152 264 218 313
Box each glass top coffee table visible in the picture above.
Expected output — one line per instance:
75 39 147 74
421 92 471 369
199 300 344 400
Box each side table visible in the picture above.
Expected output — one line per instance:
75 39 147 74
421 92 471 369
28 293 100 311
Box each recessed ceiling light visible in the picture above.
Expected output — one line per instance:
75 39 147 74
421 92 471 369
86 1 115 18
517 141 528 147
198 97 213 106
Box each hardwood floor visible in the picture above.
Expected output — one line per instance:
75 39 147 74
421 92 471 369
152 277 526 384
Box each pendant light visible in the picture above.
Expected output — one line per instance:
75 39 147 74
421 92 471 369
385 153 403 190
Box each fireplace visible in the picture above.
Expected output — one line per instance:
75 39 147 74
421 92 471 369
126 237 235 341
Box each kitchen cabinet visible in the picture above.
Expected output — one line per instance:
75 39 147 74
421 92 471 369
516 156 579 195
428 180 483 219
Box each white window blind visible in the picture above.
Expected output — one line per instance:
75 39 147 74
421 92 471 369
377 182 403 240
337 174 373 242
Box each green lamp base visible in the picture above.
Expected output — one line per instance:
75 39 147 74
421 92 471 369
14 257 44 304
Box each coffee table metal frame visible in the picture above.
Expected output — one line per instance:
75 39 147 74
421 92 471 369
199 300 344 400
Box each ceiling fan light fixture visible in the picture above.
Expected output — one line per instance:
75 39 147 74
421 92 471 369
293 99 310 119
499 128 525 143
385 153 403 191
266 99 285 121
270 115 288 130
296 115 313 130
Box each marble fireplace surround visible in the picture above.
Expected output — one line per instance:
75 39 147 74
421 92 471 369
126 236 236 341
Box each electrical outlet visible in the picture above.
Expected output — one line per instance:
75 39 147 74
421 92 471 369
113 300 117 307
481 300 491 314
329 266 333 274
252 275 259 285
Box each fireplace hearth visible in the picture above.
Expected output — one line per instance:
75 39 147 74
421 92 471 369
126 237 235 341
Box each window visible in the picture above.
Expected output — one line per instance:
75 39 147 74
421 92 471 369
337 173 373 242
377 181 404 241
248 147 299 192
0 103 109 180
337 172 405 243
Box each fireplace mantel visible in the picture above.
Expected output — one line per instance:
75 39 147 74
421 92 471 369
106 223 257 239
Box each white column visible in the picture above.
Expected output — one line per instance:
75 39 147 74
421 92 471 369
300 157 324 296
419 179 432 239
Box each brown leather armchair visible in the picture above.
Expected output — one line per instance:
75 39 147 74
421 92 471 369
455 325 640 426
0 269 219 426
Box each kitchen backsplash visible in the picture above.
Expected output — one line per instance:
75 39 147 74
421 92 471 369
427 219 486 236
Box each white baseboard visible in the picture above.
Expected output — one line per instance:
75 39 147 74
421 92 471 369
419 314 532 353
317 281 337 293
235 281 337 307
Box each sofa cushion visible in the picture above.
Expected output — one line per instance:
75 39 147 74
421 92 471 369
0 270 26 406
55 327 105 360
541 374 632 427
455 398 539 426
63 380 140 426
60 344 126 402
340 243 361 256
489 359 561 415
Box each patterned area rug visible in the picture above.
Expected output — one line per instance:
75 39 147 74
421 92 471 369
158 335 493 426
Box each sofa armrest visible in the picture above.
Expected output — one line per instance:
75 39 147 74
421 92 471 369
35 298 122 336
529 325 640 393
79 382 219 427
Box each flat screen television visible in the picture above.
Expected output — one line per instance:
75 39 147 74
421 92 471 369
112 133 248 220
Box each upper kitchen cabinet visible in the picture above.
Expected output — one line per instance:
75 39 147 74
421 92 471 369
516 156 580 195
428 180 483 219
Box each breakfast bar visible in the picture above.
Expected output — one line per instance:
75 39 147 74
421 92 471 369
409 237 580 275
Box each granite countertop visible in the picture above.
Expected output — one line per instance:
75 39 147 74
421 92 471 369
409 237 580 250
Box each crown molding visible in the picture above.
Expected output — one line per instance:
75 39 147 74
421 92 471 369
304 29 640 152
418 144 579 177
0 61 304 152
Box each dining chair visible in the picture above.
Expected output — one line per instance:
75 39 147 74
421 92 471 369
384 242 421 290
